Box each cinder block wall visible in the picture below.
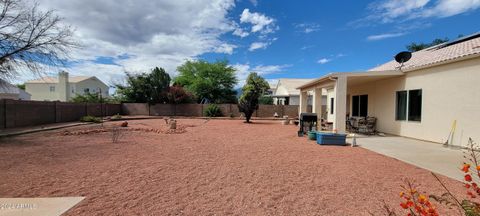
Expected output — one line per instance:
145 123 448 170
0 99 121 129
122 103 299 118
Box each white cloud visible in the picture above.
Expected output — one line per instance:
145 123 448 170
360 0 480 24
248 42 269 51
294 23 321 33
232 63 291 86
249 0 258 6
367 32 406 40
371 0 430 22
240 9 277 34
214 43 237 54
419 0 480 18
317 58 331 64
33 0 239 84
232 28 249 37
248 37 277 51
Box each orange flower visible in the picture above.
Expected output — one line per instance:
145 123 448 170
400 202 409 209
410 189 417 194
418 194 427 204
477 165 480 171
399 191 405 197
465 174 473 182
462 163 471 172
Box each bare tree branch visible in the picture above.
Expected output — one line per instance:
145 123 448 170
0 0 77 81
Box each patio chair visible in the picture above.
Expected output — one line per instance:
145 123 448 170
346 117 358 133
358 117 376 135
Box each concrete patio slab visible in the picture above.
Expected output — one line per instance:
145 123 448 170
351 136 464 181
0 197 84 216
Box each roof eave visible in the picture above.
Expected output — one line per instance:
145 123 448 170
402 52 480 73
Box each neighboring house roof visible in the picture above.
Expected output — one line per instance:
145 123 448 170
273 79 314 96
370 32 480 71
0 79 31 96
25 76 93 84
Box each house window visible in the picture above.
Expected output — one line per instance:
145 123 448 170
330 98 334 114
49 86 55 92
284 97 289 105
395 89 422 122
84 88 90 93
408 89 422 122
352 95 368 117
396 91 407 120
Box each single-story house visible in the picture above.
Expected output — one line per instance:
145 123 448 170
0 79 31 100
273 78 327 106
297 32 480 147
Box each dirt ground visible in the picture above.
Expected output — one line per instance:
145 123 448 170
0 119 467 215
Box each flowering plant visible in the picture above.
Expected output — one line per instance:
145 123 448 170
384 138 480 216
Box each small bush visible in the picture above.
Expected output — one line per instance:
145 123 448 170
80 115 102 123
204 104 222 117
111 125 124 143
259 96 273 105
111 114 122 120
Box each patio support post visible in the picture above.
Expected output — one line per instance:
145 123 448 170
312 87 323 125
333 75 347 133
299 90 308 116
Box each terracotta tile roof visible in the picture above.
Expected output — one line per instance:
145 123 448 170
370 32 480 71
25 76 92 84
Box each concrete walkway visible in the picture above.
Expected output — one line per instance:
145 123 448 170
0 197 84 216
0 122 90 138
351 136 464 181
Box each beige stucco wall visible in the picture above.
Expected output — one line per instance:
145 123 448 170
26 83 60 101
26 77 109 101
348 57 480 147
73 78 109 98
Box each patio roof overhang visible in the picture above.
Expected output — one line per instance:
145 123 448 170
296 70 404 91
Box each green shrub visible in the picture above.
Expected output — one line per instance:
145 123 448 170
204 104 222 117
111 114 122 120
80 115 102 123
259 96 273 105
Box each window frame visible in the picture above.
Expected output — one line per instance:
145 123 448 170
408 89 422 122
330 98 334 115
351 94 368 117
395 89 422 122
395 91 407 121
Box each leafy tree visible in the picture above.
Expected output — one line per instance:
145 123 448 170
174 60 237 103
406 37 449 52
16 83 25 90
258 95 273 105
166 85 192 104
238 73 270 123
115 67 171 104
70 92 111 103
0 0 76 79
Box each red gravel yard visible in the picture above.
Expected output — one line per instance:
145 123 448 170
0 119 465 215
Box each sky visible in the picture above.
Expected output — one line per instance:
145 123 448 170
27 0 480 88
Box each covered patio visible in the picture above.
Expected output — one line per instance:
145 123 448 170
297 70 403 133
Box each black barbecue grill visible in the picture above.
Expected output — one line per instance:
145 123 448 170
298 113 318 136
